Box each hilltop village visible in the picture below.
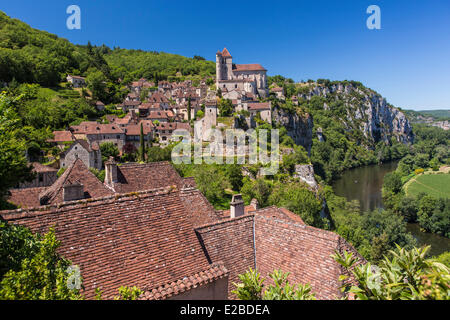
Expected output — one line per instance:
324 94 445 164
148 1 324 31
0 48 368 300
53 48 277 169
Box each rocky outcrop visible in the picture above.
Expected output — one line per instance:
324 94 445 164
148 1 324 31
293 164 318 190
298 82 414 145
272 107 314 152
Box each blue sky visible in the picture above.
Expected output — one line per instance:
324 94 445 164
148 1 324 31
1 0 449 110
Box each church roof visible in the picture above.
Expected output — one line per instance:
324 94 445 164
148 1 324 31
217 48 232 57
233 64 267 72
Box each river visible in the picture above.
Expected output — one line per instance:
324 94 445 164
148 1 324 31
332 161 450 256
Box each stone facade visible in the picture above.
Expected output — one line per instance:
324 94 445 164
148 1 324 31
216 48 268 98
60 140 102 170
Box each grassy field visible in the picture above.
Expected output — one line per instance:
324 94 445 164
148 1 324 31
405 173 450 198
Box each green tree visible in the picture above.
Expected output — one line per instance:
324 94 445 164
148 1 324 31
383 172 403 194
225 164 243 191
0 223 83 300
334 245 450 300
269 182 324 228
100 142 119 164
232 268 315 300
139 122 146 162
0 93 34 207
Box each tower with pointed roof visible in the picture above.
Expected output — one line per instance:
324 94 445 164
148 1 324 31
215 48 268 98
216 48 233 83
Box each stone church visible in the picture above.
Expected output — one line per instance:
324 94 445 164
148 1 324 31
216 48 268 98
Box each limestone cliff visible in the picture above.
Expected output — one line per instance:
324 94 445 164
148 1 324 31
272 107 314 152
297 81 414 145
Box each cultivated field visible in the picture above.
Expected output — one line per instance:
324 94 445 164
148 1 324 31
405 172 450 198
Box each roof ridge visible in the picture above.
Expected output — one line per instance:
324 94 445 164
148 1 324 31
194 214 255 231
141 261 228 300
1 185 178 219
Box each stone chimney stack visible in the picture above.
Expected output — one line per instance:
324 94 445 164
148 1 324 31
230 194 244 219
250 198 259 210
105 157 118 186
63 181 84 202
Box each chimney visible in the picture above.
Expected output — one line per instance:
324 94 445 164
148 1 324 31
105 156 118 186
63 182 84 202
230 194 244 218
250 198 259 210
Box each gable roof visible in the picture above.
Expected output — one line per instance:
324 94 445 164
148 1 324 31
49 130 75 143
195 207 365 300
38 158 113 205
248 102 271 111
233 64 267 72
111 162 184 194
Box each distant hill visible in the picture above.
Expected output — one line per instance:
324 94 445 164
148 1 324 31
404 109 450 121
0 11 214 87
416 110 450 120
403 109 449 131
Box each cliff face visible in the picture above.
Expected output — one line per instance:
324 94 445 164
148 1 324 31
272 108 314 152
298 82 414 145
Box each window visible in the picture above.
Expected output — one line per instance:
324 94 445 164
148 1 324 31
38 174 43 182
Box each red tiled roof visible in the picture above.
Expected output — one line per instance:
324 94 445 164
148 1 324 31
233 64 266 72
141 262 228 300
1 187 214 299
50 131 74 143
7 187 48 208
111 162 183 194
124 121 153 136
195 207 365 300
71 123 124 135
39 158 113 205
248 102 271 111
147 111 169 120
217 48 232 57
31 162 58 173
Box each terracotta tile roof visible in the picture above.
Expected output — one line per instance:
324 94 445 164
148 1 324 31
147 111 169 120
30 162 58 173
50 131 75 143
141 262 228 300
124 122 153 136
1 187 214 299
120 101 141 107
71 123 124 135
233 64 267 72
248 102 271 111
195 207 365 300
195 215 256 299
218 48 232 57
7 187 48 208
111 162 184 194
149 92 169 103
270 87 284 92
39 158 113 205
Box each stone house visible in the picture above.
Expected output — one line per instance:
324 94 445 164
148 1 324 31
71 122 126 151
59 140 102 171
16 162 58 189
66 75 86 88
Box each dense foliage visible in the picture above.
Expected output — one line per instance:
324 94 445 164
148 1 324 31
334 245 450 300
382 124 449 238
0 222 83 300
0 92 34 207
232 268 315 300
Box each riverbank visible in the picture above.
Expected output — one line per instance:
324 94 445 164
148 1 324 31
332 161 450 256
